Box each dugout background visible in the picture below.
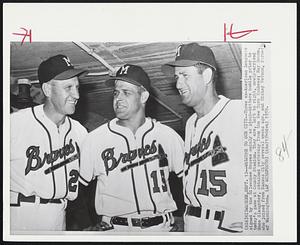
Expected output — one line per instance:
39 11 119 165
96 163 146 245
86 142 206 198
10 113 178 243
10 42 242 230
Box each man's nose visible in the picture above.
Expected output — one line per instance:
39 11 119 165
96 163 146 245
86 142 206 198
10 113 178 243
176 77 184 89
114 92 124 101
72 87 80 99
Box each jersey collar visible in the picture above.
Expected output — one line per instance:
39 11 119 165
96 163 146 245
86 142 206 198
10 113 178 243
34 104 70 133
192 95 230 124
109 117 153 139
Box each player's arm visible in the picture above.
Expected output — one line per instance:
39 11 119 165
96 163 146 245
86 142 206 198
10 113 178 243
66 181 94 230
66 125 92 230
166 128 186 231
77 132 112 231
10 112 23 155
78 134 96 186
168 128 185 177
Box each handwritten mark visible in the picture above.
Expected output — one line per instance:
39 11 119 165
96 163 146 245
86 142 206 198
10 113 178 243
275 130 292 162
224 23 258 42
12 27 32 45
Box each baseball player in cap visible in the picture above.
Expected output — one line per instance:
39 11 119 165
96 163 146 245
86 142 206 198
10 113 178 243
79 64 185 232
162 43 244 234
10 54 88 231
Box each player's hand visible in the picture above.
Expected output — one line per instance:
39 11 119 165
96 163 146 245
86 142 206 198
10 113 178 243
83 221 113 231
169 216 184 232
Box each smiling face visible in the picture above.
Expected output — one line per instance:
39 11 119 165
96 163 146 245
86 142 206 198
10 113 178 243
47 76 80 116
113 80 145 120
174 66 206 107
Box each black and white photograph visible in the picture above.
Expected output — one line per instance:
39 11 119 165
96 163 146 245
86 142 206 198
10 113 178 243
3 3 296 243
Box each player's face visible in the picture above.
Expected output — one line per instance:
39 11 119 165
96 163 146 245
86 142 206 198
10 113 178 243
113 80 143 120
49 77 80 116
174 66 206 107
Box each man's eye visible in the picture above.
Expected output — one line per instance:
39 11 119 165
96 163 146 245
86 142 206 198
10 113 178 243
65 86 72 90
174 75 178 81
113 91 118 97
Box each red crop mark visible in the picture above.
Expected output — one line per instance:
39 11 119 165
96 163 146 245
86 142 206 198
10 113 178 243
12 27 32 45
224 23 258 42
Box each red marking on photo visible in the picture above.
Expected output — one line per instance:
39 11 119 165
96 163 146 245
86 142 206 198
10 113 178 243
224 23 258 42
12 27 32 45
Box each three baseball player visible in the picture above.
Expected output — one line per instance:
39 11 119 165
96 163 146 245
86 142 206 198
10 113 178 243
10 43 243 234
79 64 185 232
10 55 88 231
162 43 244 234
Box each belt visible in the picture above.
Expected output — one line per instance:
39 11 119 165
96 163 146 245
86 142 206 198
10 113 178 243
11 193 62 206
110 214 167 228
186 205 222 221
185 205 242 233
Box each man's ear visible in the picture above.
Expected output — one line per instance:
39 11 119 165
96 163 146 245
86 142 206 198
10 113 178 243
41 82 51 97
203 68 213 85
141 90 150 104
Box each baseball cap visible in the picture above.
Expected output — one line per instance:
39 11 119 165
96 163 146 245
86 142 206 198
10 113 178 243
106 64 151 92
38 54 87 84
162 43 217 75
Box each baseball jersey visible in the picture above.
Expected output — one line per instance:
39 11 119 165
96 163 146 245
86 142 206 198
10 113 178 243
79 117 184 217
10 105 88 201
183 95 244 229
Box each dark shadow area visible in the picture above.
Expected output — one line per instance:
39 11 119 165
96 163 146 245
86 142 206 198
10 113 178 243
66 179 98 230
169 173 186 217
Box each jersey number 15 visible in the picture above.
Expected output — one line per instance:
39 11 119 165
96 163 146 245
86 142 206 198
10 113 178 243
198 169 227 197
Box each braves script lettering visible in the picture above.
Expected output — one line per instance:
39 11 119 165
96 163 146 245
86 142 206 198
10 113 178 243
184 133 229 176
102 140 158 174
25 139 75 175
184 131 213 166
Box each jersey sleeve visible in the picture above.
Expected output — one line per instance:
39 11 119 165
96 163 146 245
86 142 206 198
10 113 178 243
165 127 185 177
79 126 107 186
77 124 88 145
79 133 96 186
10 110 26 160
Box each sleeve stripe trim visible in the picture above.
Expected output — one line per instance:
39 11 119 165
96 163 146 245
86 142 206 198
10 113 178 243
176 170 184 176
79 175 90 186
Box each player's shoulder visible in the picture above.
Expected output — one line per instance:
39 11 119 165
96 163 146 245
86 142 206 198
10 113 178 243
68 117 87 130
85 120 110 139
11 106 33 117
228 98 243 105
186 113 197 127
151 119 181 138
10 106 35 123
226 98 243 111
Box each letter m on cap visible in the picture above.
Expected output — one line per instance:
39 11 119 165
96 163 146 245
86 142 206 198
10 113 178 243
63 57 72 67
176 45 182 57
119 65 130 75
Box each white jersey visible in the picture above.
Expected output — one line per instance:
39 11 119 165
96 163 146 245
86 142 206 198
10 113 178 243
183 95 244 231
79 117 184 217
10 105 88 200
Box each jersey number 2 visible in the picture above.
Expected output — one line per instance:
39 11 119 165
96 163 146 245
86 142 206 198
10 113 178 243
69 169 79 192
197 170 227 197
